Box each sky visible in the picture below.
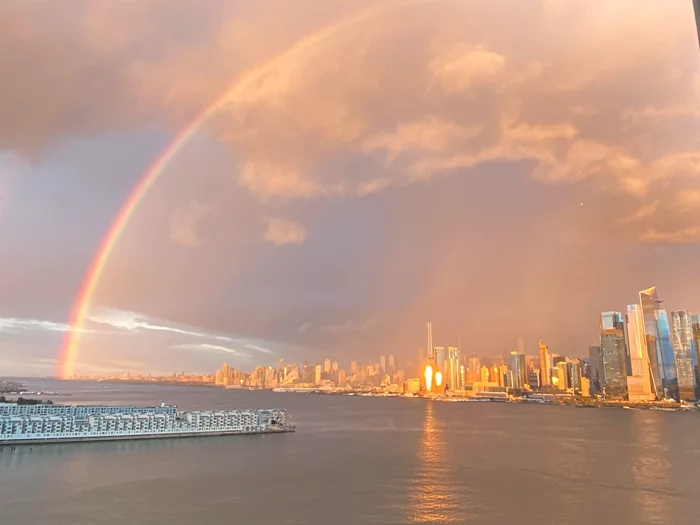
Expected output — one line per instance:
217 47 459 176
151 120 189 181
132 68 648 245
0 0 699 377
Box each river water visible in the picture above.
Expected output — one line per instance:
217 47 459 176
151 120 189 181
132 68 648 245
1 379 699 525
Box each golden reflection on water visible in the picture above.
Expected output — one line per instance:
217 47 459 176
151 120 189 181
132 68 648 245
408 402 458 524
630 412 671 525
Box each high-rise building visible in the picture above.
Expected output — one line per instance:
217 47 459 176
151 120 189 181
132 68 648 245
467 354 480 383
445 346 461 390
556 362 569 390
480 366 490 383
324 359 331 374
332 360 339 373
693 314 700 391
640 287 678 399
337 369 346 387
427 322 434 360
528 369 540 390
509 352 527 390
588 345 604 394
539 341 551 386
625 304 656 401
350 361 358 374
388 355 396 373
600 312 628 398
314 364 322 384
671 311 696 401
379 355 387 374
568 361 582 392
551 365 565 390
434 347 446 371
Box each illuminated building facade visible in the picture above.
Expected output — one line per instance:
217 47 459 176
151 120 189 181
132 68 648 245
600 312 627 398
640 287 678 399
625 304 656 401
539 341 550 386
508 352 527 389
671 311 696 401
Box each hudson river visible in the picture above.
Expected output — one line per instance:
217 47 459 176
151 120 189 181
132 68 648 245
2 380 700 525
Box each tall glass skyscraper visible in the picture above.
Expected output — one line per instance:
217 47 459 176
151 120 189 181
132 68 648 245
640 287 678 399
625 304 655 401
600 312 628 398
588 345 604 395
509 352 527 390
671 311 696 401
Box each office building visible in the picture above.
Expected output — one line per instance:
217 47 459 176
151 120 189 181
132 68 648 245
434 347 446 371
528 369 540 390
626 304 656 401
568 361 582 392
588 345 604 395
640 287 678 399
324 359 331 374
380 355 387 374
509 352 527 390
467 354 480 383
314 364 322 384
671 311 696 400
539 340 551 386
332 361 339 372
388 355 396 373
600 312 628 398
446 347 461 390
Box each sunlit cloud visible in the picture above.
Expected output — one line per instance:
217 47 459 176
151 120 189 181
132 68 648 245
264 217 307 246
0 317 92 334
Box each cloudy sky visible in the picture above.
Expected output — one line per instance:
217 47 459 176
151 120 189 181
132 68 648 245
1 0 699 377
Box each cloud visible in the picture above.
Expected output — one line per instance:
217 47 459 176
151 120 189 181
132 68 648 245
169 200 221 247
641 226 700 244
320 316 379 334
173 342 249 357
0 317 91 334
617 200 660 224
296 322 313 333
429 43 506 93
86 307 235 342
264 218 307 245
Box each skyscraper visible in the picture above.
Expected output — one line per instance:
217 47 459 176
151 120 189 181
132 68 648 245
445 347 460 390
388 355 396 373
314 364 322 384
640 287 678 399
509 352 527 390
434 347 446 371
539 340 551 386
467 354 480 383
693 314 700 386
427 322 434 360
324 359 331 374
625 304 655 401
379 355 387 374
671 311 696 401
588 345 604 395
600 312 627 398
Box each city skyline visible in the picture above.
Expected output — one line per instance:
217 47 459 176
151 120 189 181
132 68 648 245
1 1 699 377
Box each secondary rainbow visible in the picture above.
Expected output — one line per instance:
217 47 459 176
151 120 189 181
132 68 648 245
58 0 424 378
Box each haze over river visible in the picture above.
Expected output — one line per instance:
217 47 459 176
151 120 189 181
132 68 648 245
1 379 699 525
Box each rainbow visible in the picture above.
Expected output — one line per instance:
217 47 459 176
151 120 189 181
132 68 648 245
58 0 425 378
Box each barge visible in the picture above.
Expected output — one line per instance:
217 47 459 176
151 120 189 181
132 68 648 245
0 402 295 445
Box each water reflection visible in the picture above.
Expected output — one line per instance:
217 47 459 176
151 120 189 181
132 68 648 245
408 402 459 524
630 412 672 525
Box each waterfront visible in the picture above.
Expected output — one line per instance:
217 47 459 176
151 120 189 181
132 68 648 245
2 380 700 525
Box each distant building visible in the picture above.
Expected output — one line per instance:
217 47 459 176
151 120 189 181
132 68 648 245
626 304 656 401
580 376 591 397
380 355 387 374
324 359 331 374
600 312 628 398
588 345 604 395
388 355 396 373
350 361 358 374
332 361 339 373
509 352 527 390
528 369 540 390
446 347 461 390
640 287 678 399
337 369 346 387
467 354 480 383
671 311 696 401
539 341 551 386
314 364 322 385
